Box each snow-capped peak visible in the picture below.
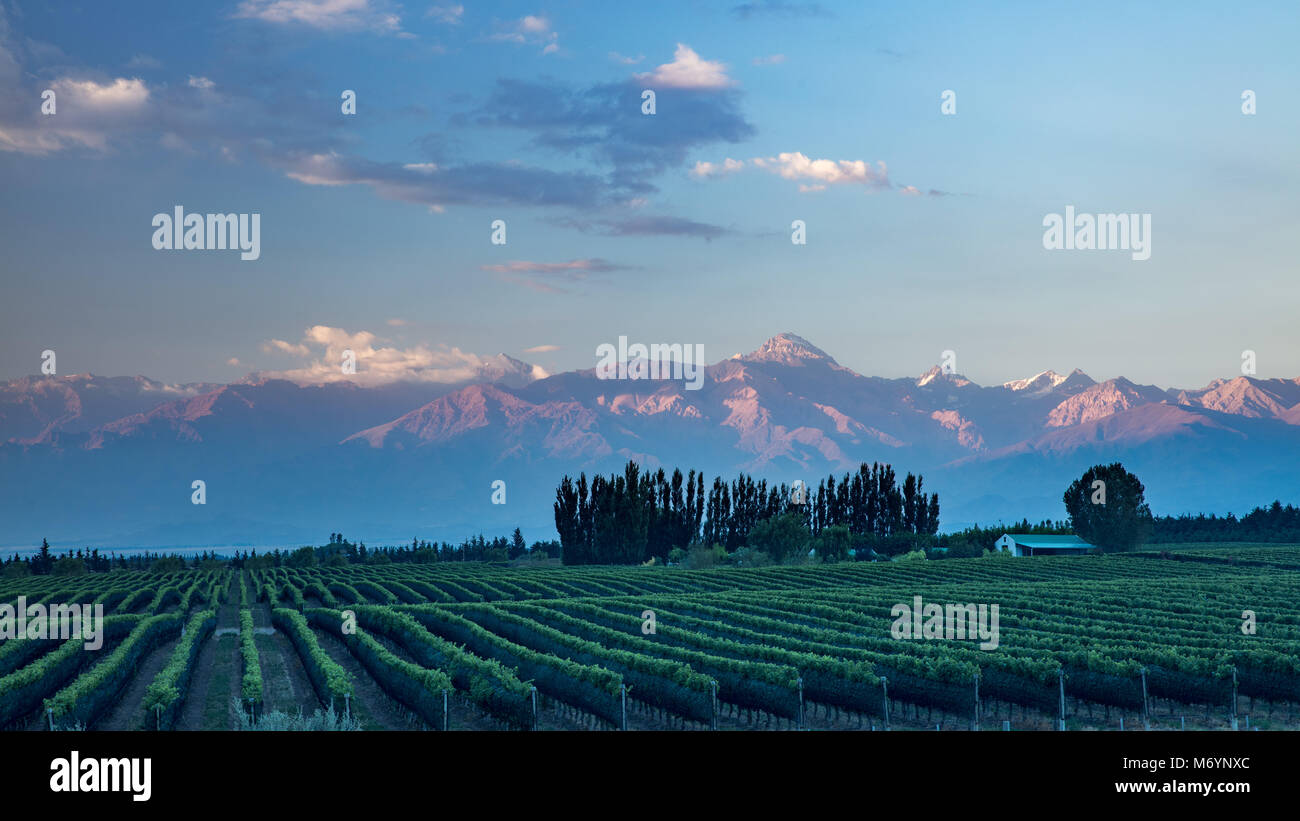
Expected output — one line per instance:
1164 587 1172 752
1003 370 1069 392
745 333 835 365
917 365 972 388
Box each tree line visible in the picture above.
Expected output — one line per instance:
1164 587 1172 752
1150 501 1300 543
3 531 561 578
554 460 940 565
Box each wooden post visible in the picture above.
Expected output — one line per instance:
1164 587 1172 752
1057 669 1066 731
710 681 718 731
882 677 890 731
1230 666 1239 730
1140 667 1150 730
796 677 804 731
620 684 627 731
531 686 538 732
973 672 981 732
344 693 350 719
443 689 449 732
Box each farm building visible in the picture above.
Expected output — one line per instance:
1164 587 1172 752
995 534 1095 557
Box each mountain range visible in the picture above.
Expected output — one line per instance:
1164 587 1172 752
4 333 1299 548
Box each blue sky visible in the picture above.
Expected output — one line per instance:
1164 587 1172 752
1 0 1297 389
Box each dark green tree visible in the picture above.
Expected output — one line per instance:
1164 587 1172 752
1063 462 1153 552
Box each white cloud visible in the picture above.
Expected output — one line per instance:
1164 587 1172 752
637 44 733 89
898 185 921 196
608 51 644 65
426 4 463 24
263 338 313 356
187 75 215 90
690 157 744 178
524 344 560 353
0 76 150 154
258 325 547 386
387 318 408 326
752 54 786 65
52 76 150 110
234 0 405 34
226 357 242 367
490 14 559 54
753 151 890 189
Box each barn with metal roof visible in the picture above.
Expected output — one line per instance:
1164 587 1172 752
995 534 1095 557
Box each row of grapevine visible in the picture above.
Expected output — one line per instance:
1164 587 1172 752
143 609 218 729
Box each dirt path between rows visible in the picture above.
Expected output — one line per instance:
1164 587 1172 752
97 636 180 730
253 602 320 716
313 629 413 730
176 577 241 731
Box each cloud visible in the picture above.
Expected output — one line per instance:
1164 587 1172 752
690 157 744 178
475 76 754 193
689 152 897 192
551 214 733 241
387 318 408 326
524 344 560 353
160 132 194 152
753 151 890 188
751 54 786 66
608 51 644 65
489 14 559 54
0 74 153 153
900 185 954 197
481 258 632 293
731 2 829 19
126 54 162 70
276 150 613 209
258 325 542 386
263 338 312 356
688 152 944 196
233 0 406 35
0 16 345 158
426 4 463 24
53 76 150 110
637 44 733 89
226 357 242 367
481 258 627 274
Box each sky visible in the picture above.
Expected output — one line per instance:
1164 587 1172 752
1 0 1297 390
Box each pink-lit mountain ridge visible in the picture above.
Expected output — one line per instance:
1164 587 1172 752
4 333 1299 546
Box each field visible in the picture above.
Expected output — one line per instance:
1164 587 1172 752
3 546 1300 732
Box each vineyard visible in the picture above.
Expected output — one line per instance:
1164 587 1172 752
2 546 1299 731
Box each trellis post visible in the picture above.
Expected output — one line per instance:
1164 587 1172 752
710 681 718 730
1140 667 1150 730
796 677 804 731
1230 666 1239 730
882 677 890 731
1057 668 1066 731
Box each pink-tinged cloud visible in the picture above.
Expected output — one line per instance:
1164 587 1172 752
257 325 548 386
481 258 632 293
233 0 406 35
637 44 733 89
